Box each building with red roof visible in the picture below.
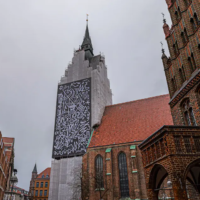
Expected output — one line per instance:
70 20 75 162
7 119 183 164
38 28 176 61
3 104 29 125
82 94 173 200
29 165 51 200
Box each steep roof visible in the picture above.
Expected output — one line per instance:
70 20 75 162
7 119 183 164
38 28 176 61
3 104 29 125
82 24 93 49
88 94 173 147
32 164 37 173
37 167 51 179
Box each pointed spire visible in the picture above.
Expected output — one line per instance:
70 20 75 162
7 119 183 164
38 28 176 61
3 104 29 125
32 163 37 173
162 14 170 38
81 15 94 60
161 42 167 59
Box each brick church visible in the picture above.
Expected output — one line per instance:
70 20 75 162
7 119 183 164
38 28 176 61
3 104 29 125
82 0 200 200
48 0 200 200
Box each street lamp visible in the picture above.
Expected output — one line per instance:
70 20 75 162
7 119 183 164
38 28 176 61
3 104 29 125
20 193 24 200
9 169 18 200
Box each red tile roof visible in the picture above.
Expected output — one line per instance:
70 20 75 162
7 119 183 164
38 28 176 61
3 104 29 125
37 167 51 178
89 94 173 147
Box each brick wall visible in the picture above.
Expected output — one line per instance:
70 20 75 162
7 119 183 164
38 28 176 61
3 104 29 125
162 0 200 127
0 132 9 200
82 142 148 200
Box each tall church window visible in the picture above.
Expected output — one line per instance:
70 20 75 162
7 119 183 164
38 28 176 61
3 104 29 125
95 155 104 188
194 13 200 26
184 29 189 42
188 54 196 73
175 7 181 21
181 32 186 45
179 68 185 84
171 77 177 94
173 42 179 57
184 0 189 7
182 99 197 126
118 152 129 198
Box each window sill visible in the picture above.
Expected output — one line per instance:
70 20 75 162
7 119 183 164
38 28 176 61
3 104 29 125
95 188 105 191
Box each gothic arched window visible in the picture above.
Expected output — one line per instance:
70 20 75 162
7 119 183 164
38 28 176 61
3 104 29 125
118 152 129 198
95 155 104 188
179 68 185 84
182 99 197 126
188 54 196 73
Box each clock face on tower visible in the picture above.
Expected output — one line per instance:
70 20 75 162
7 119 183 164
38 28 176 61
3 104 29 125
52 78 91 158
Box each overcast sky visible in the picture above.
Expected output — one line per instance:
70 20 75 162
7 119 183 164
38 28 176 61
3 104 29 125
0 0 171 190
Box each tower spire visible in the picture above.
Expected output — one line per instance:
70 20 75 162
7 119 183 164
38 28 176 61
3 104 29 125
81 14 94 60
32 163 37 173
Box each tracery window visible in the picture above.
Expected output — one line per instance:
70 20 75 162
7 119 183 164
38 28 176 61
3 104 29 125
95 155 104 188
181 99 197 126
118 152 129 198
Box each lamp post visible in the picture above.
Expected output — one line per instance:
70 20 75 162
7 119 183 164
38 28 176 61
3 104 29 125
20 193 24 200
9 169 18 200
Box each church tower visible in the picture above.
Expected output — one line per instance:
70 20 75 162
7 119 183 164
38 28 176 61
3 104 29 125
29 164 37 200
162 0 200 126
49 21 112 200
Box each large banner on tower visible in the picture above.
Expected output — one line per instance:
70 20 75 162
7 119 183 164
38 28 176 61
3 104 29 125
52 78 91 158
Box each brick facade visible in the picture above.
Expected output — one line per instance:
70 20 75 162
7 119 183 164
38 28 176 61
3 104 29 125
82 142 147 200
162 0 200 126
139 126 200 200
138 1 200 199
0 133 8 200
0 133 14 200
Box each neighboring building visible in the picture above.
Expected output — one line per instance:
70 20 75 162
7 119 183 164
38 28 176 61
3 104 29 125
0 132 9 200
28 164 37 200
3 137 15 197
29 166 50 200
139 0 200 200
4 186 29 200
49 20 112 200
0 132 15 200
82 95 173 200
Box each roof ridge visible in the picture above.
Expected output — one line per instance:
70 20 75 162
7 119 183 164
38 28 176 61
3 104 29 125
106 94 169 108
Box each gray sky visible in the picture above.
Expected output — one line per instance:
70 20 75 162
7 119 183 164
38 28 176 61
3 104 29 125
0 0 171 190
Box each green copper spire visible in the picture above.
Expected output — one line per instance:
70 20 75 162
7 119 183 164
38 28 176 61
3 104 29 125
81 17 94 60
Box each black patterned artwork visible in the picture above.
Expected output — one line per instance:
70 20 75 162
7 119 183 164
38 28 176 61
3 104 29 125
52 78 91 158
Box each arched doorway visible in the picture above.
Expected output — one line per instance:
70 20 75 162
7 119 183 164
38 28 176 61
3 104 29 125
185 159 200 200
149 164 174 200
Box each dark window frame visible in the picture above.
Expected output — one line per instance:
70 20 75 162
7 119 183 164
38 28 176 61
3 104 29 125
118 152 130 198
